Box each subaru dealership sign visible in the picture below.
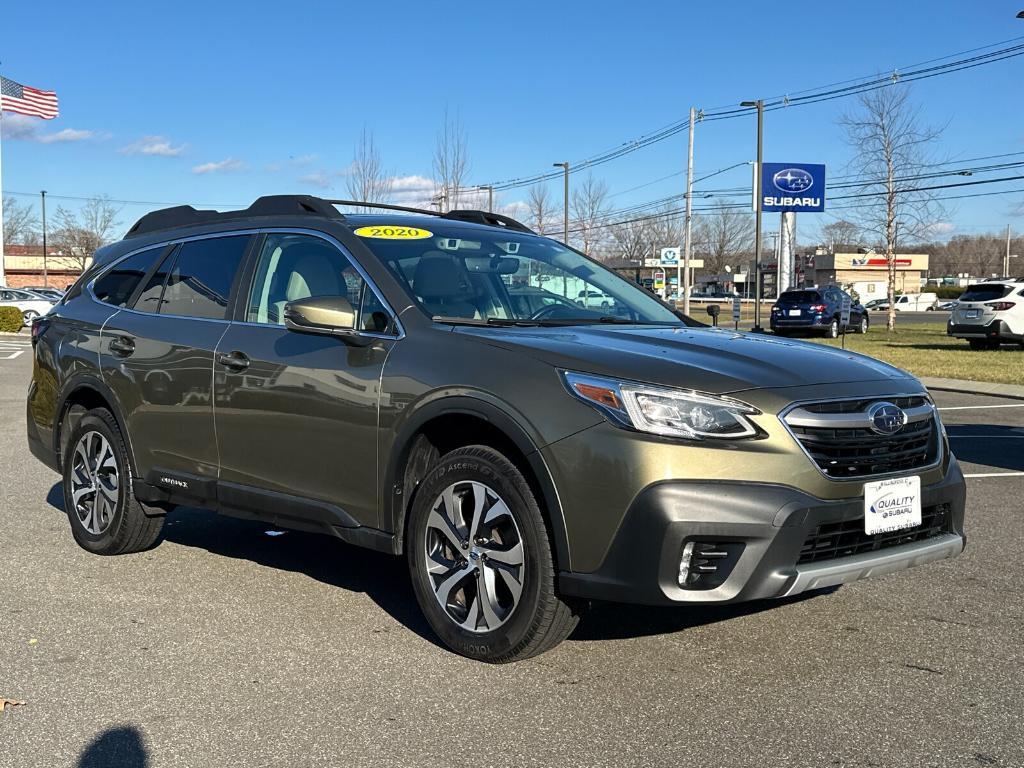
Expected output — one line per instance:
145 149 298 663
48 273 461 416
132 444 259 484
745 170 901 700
760 162 826 213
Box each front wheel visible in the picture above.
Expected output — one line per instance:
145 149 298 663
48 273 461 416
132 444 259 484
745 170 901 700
22 310 39 326
407 445 579 663
856 316 869 334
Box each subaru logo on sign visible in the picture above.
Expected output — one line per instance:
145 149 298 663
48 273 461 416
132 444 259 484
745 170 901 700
868 402 908 435
772 168 814 194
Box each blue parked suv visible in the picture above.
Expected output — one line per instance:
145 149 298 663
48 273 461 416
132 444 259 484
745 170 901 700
770 286 869 338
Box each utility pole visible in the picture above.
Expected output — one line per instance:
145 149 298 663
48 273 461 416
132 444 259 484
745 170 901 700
553 162 569 245
41 190 48 287
1006 224 1012 278
681 107 697 316
478 185 494 213
741 99 765 331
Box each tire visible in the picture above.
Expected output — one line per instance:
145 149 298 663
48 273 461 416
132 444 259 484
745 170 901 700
968 339 989 351
407 445 579 663
773 328 788 337
825 318 840 339
856 316 869 334
62 408 164 555
22 310 38 326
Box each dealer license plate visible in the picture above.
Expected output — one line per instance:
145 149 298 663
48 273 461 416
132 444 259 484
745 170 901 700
965 309 980 318
863 476 921 535
788 309 801 316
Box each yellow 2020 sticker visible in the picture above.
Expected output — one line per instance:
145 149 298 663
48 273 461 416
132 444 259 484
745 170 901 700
353 225 433 240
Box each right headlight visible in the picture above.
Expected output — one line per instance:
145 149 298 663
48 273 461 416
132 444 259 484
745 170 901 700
562 371 760 441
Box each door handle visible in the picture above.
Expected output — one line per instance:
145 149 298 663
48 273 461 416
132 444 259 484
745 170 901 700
217 350 250 371
108 336 135 357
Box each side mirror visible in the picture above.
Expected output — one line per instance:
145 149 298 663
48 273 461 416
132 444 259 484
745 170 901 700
284 296 370 346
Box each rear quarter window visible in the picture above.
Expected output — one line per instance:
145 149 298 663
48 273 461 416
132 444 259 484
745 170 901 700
92 247 166 307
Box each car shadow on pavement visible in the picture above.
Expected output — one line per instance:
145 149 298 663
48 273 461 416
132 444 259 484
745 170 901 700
46 483 442 650
570 589 834 642
946 424 1024 472
77 725 148 768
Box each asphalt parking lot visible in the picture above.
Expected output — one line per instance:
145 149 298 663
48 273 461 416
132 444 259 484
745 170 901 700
1 332 1022 768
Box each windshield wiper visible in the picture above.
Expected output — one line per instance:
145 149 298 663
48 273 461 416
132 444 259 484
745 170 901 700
432 316 541 327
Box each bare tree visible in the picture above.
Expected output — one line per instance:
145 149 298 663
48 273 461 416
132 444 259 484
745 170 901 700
345 127 393 210
571 175 610 256
693 202 755 274
51 196 122 272
3 196 39 245
609 217 654 263
821 219 862 252
840 86 944 331
526 184 558 235
432 108 470 212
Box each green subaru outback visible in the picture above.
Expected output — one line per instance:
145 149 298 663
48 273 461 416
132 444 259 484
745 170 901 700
26 195 966 662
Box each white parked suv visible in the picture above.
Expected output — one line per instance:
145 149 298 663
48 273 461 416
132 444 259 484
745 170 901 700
0 287 56 326
576 288 616 309
947 279 1024 349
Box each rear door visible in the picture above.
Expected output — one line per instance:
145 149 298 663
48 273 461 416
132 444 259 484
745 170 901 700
213 231 398 529
100 234 252 486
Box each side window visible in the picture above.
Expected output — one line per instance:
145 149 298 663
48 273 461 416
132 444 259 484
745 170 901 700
92 247 165 308
246 233 391 332
160 236 250 320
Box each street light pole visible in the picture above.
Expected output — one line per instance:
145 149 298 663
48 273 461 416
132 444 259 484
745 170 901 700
41 190 48 288
1007 224 1013 277
478 185 494 213
741 99 765 331
553 162 569 244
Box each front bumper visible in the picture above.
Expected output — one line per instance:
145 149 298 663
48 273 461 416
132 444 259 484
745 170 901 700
558 458 966 606
948 319 1022 342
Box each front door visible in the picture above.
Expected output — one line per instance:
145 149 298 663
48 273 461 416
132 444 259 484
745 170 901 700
213 232 397 528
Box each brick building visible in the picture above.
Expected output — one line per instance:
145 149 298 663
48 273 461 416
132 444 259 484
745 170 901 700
1 245 87 289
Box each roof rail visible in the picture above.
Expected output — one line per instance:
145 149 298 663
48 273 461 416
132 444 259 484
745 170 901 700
327 199 535 234
442 209 535 234
124 195 345 238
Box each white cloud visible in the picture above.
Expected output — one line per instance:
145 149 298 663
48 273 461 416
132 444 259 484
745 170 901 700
388 174 438 205
926 221 956 237
1 114 98 143
121 135 186 157
192 158 246 174
298 171 332 189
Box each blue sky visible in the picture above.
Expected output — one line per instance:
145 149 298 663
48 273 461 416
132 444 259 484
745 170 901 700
2 0 1023 241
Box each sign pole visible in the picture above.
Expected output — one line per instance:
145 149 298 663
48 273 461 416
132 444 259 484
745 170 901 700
752 100 764 332
681 107 696 316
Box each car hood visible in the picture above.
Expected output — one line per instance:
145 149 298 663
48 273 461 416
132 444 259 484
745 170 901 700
456 324 917 394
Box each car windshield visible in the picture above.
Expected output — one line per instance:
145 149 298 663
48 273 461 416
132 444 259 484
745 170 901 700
359 222 684 326
959 284 1011 302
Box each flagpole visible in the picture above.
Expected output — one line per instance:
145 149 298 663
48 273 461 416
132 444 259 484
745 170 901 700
0 96 6 287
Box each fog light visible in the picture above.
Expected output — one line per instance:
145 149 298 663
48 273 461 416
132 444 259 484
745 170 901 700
678 542 695 587
677 541 745 590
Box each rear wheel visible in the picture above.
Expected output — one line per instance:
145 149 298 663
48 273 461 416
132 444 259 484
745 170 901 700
825 318 840 339
407 445 579 662
63 408 164 555
22 310 38 326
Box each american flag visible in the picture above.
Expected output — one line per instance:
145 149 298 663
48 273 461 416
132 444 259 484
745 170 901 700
1 76 59 119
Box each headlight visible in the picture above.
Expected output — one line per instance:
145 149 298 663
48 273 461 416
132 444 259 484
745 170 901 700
562 372 759 440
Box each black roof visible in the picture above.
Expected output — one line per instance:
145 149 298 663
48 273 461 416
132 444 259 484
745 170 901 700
124 195 535 239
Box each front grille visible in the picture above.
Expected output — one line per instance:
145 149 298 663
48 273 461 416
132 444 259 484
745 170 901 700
798 503 950 565
785 396 938 478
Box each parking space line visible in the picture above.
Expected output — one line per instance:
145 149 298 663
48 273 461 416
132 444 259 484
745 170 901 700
938 404 1024 411
963 472 1024 478
1 351 24 360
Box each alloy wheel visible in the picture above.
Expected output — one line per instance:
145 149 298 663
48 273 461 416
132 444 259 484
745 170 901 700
423 480 525 633
69 430 120 535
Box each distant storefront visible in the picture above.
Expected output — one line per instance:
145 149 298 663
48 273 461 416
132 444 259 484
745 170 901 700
1 245 85 289
811 252 929 298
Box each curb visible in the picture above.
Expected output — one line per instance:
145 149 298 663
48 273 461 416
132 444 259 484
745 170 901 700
920 376 1024 402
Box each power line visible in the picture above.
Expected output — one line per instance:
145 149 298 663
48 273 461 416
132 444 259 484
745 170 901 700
478 37 1024 191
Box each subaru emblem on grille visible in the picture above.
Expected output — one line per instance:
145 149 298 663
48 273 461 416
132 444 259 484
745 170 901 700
868 402 908 435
